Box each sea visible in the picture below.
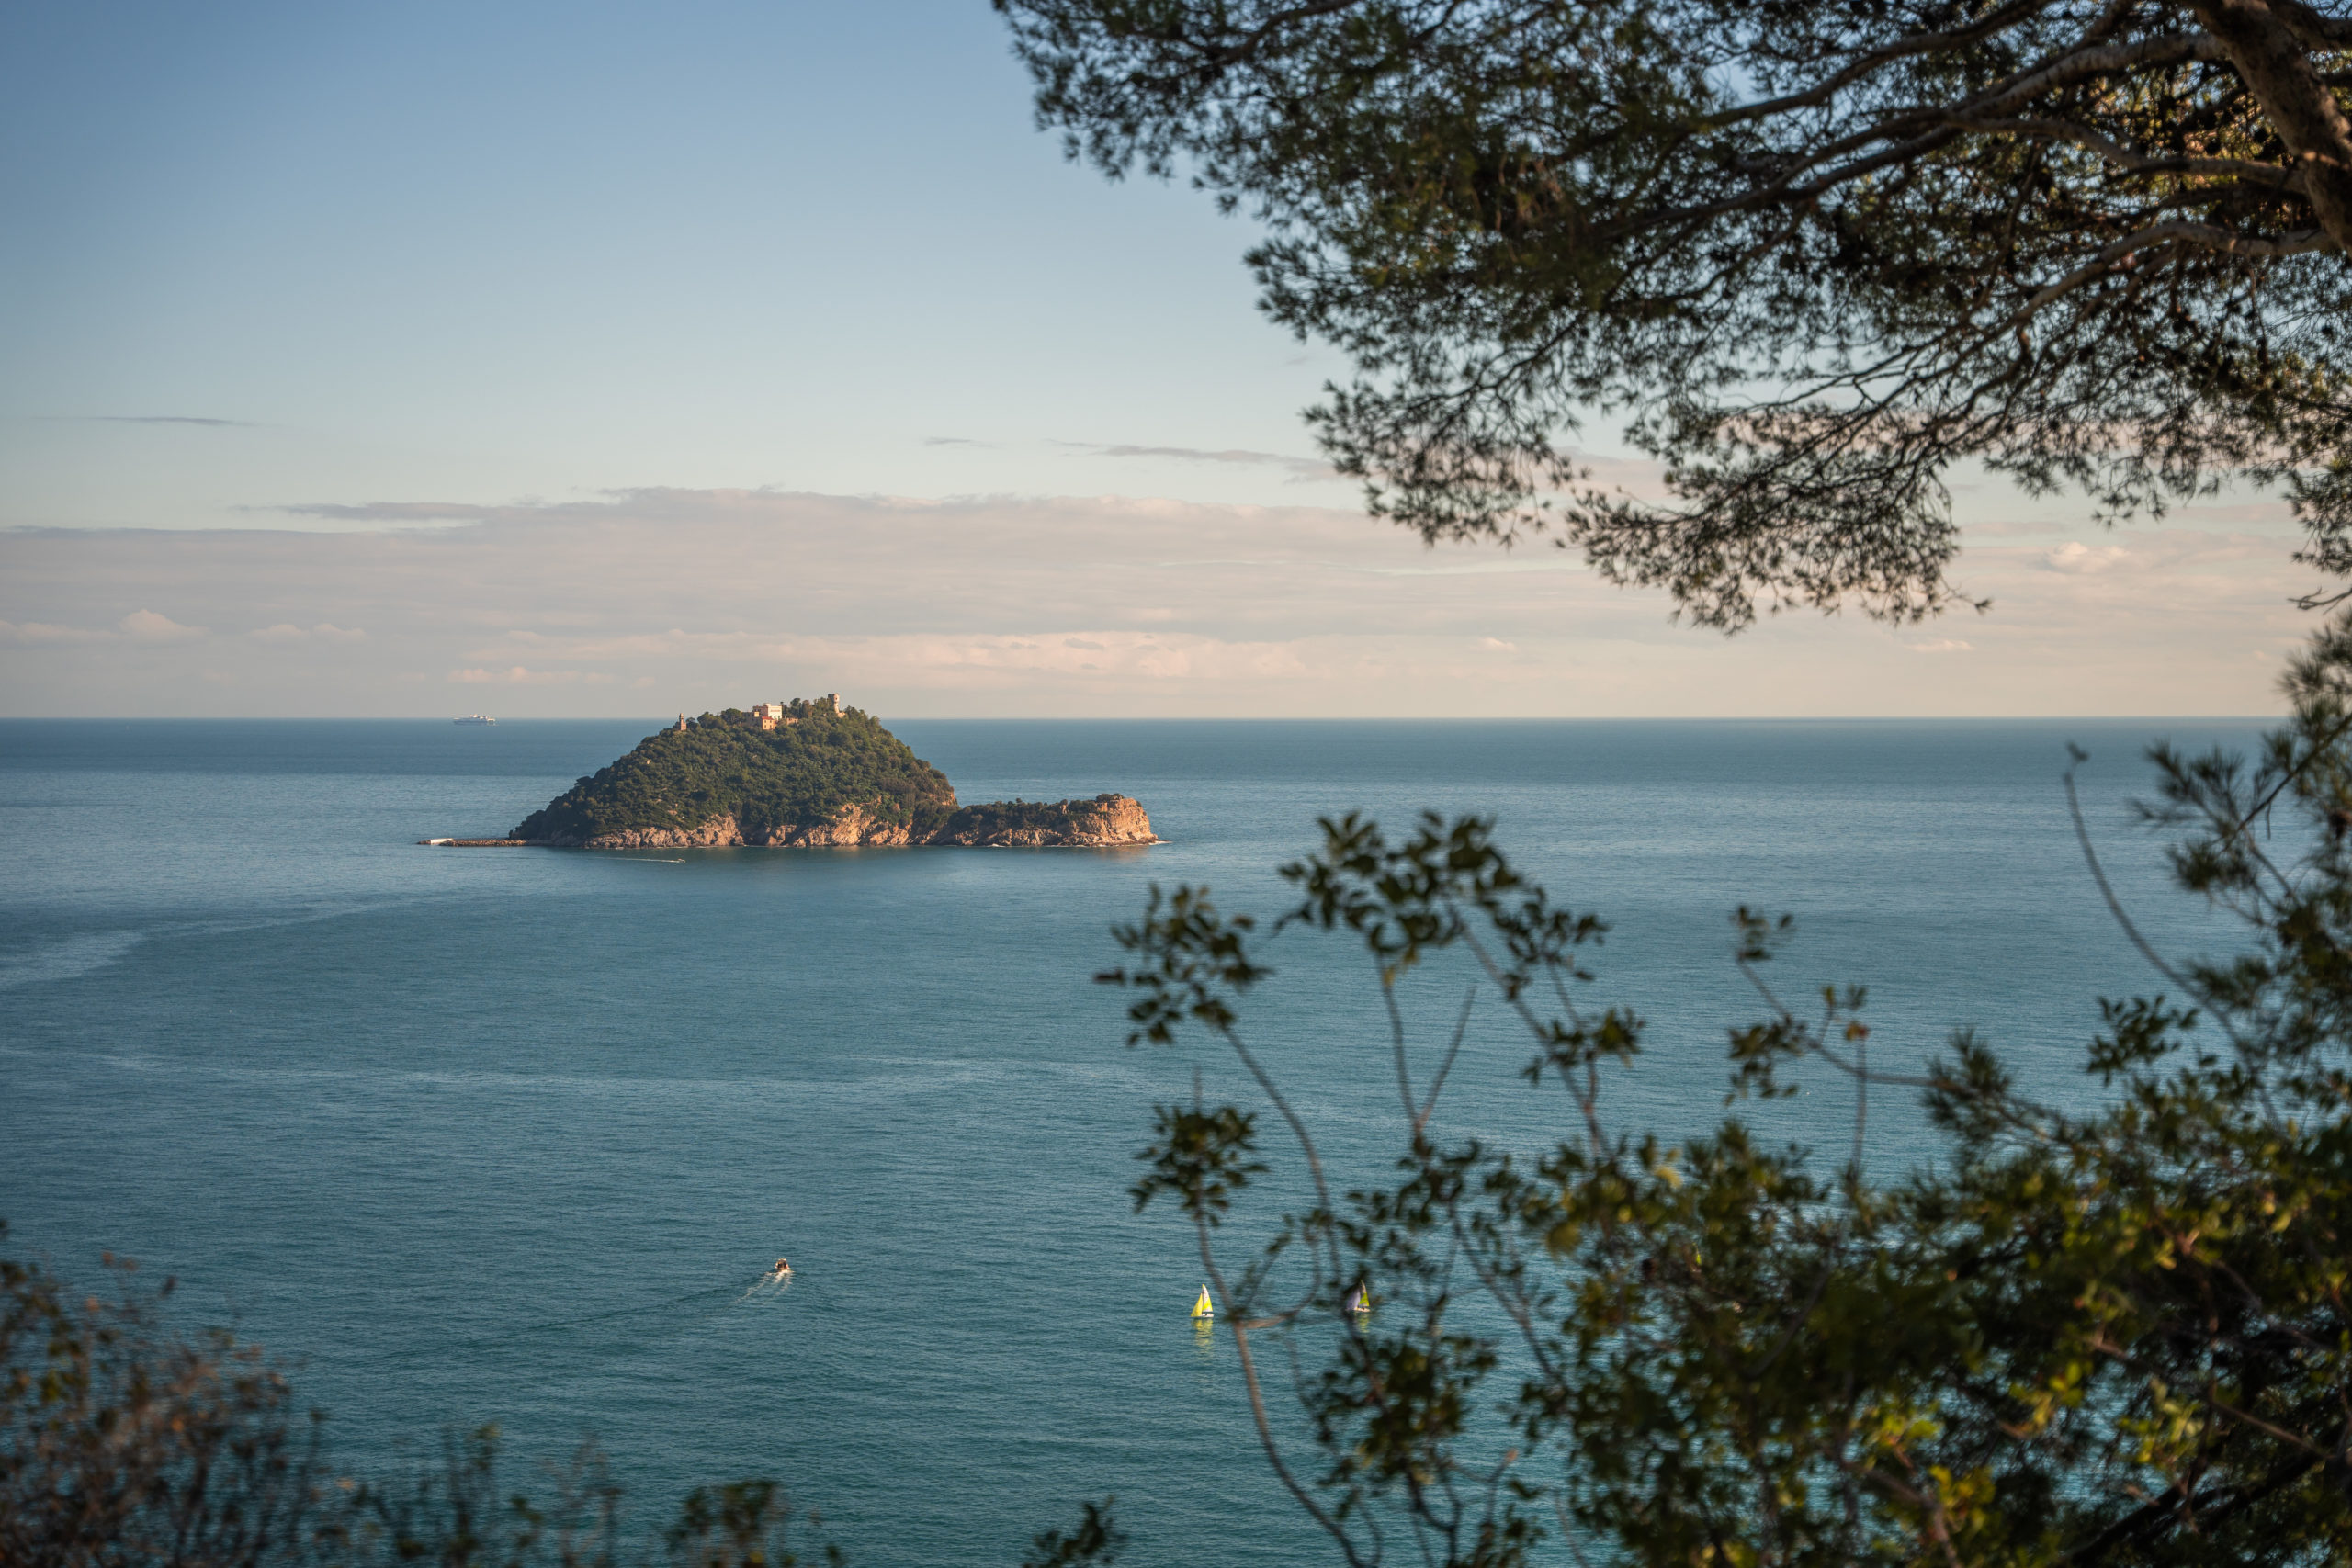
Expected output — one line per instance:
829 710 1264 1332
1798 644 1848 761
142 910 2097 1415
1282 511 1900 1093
0 716 2271 1565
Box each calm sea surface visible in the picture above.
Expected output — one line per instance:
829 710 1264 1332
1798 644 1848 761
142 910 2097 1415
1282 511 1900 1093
0 716 2271 1563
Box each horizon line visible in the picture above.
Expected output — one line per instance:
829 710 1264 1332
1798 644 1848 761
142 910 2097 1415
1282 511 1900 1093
0 711 2286 724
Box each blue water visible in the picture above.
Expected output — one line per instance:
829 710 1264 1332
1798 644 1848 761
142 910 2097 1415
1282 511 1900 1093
0 717 2268 1563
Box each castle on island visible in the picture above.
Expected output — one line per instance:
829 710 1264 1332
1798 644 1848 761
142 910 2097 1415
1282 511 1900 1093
673 694 842 733
754 694 842 728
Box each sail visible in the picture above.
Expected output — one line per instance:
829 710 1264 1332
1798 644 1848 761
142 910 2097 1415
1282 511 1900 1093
1192 1284 1214 1319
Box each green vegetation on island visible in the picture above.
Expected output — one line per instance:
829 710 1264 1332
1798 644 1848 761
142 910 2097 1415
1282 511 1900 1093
511 702 957 846
503 700 1159 849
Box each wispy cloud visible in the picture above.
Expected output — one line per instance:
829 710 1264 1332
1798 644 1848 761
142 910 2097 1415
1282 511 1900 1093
451 666 608 685
41 414 256 428
273 500 507 523
0 609 209 645
923 436 991 447
2046 542 2131 574
0 487 2309 717
0 619 107 645
250 622 365 643
265 486 831 525
119 609 206 641
1079 443 1339 482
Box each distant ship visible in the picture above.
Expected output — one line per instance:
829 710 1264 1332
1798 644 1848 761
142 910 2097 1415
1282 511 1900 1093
454 715 496 726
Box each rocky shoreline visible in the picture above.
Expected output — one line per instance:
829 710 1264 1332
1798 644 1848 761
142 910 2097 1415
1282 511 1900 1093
424 793 1159 850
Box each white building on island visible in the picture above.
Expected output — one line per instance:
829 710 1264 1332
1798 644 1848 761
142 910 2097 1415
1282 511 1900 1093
752 695 842 730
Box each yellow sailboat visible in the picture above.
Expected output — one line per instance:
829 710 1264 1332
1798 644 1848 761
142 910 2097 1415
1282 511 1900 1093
1191 1284 1214 1320
1347 1284 1372 1314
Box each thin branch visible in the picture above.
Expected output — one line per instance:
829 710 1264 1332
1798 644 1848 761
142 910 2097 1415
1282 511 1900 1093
2065 751 2211 998
2268 0 2352 49
1710 0 2064 126
1417 986 1478 1134
1942 113 2302 187
1382 965 1419 1125
1197 1210 1376 1568
1216 1022 1339 1264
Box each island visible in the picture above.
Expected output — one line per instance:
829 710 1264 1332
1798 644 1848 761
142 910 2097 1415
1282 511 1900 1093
429 697 1158 850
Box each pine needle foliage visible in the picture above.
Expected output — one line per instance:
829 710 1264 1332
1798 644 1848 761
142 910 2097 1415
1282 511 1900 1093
1000 0 2352 627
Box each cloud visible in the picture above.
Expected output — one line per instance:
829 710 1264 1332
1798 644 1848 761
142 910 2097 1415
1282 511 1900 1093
2047 542 2131 574
451 666 590 684
41 414 256 427
119 609 206 641
250 622 365 643
0 619 107 644
1082 443 1338 481
274 500 508 523
0 609 209 644
923 436 990 447
264 485 851 525
743 628 1323 684
0 486 2312 717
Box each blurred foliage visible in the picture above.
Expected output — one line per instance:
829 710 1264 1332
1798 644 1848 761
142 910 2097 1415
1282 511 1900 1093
1 1238 326 1566
1101 618 2352 1565
0 1231 1122 1566
1019 1498 1125 1568
510 705 956 843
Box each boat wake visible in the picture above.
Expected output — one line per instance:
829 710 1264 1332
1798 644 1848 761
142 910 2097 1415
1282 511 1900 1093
736 1261 795 1303
476 1263 797 1351
469 1285 722 1352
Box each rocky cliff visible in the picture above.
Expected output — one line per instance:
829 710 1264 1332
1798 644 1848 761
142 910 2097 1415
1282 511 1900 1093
504 705 1157 850
573 803 918 849
927 794 1157 847
566 795 1157 850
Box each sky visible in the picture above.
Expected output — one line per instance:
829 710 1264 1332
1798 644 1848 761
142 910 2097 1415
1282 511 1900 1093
0 1 2321 716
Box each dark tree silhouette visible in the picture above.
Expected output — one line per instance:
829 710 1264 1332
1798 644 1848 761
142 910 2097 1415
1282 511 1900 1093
1000 0 2352 626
